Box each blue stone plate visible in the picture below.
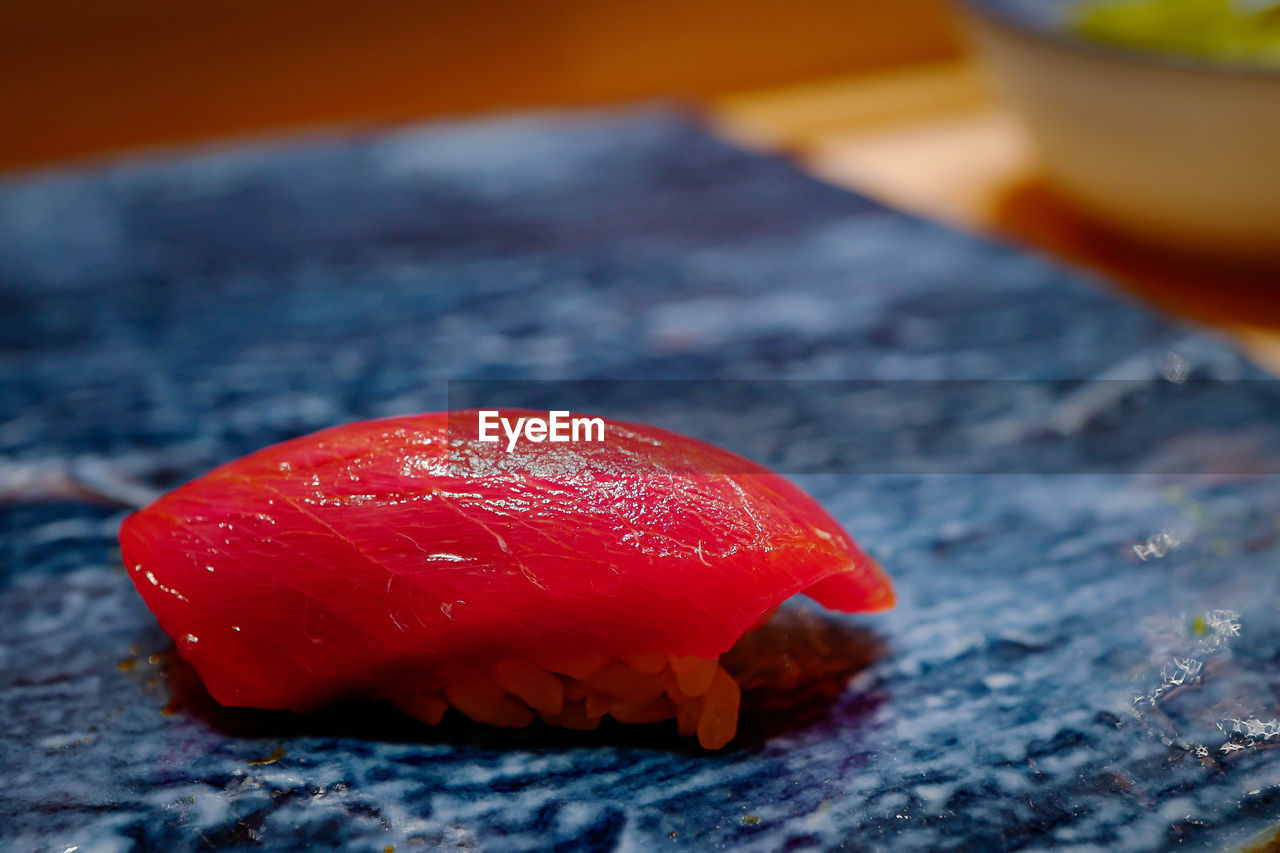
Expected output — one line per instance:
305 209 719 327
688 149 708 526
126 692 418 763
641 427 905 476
2 110 1279 851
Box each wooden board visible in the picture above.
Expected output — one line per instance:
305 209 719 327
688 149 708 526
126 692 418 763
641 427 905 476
0 0 958 171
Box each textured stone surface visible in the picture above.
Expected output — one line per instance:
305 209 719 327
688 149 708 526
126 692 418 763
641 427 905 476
2 110 1280 852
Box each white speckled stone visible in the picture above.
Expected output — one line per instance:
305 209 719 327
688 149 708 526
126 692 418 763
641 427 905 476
2 109 1279 852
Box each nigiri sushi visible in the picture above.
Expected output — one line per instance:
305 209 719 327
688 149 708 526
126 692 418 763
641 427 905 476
120 409 893 749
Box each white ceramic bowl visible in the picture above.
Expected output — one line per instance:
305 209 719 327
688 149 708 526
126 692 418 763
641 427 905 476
959 0 1280 260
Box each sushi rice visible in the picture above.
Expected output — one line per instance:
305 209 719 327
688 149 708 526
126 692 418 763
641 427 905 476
394 651 741 750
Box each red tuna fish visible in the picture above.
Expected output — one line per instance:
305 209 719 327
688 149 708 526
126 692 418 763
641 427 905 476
120 410 893 748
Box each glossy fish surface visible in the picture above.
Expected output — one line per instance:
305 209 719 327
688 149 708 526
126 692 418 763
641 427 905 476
120 410 893 722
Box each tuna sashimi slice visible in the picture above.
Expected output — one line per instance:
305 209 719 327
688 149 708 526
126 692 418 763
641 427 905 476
120 410 893 748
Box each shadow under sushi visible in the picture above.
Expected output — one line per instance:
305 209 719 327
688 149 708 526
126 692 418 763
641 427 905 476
162 604 886 755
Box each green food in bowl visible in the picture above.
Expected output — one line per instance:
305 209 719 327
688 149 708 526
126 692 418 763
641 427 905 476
1072 0 1280 67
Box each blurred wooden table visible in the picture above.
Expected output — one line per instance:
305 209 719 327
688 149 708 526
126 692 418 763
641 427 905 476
7 0 1276 371
711 61 1280 372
